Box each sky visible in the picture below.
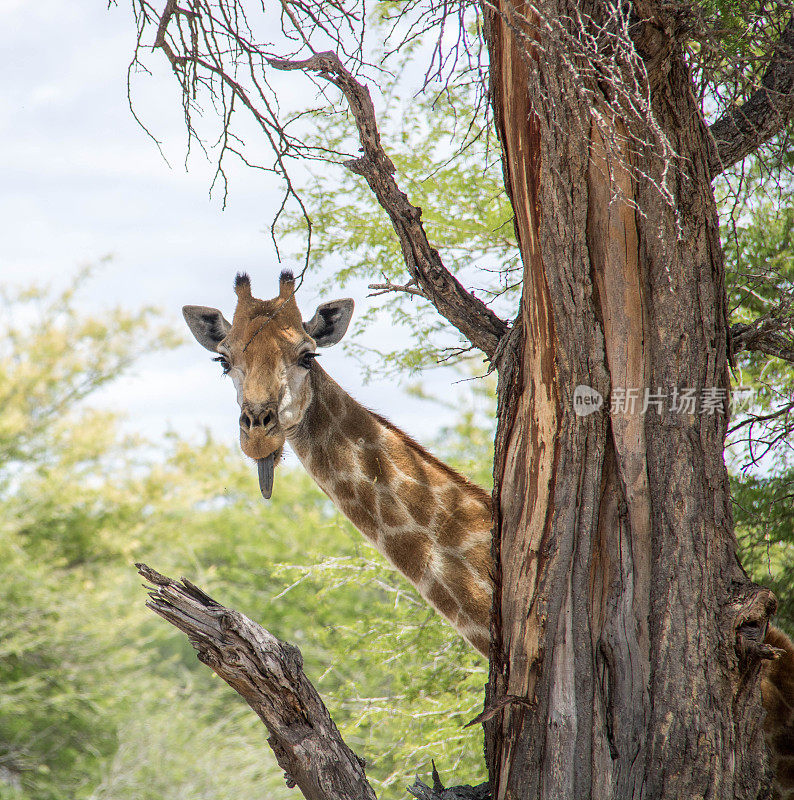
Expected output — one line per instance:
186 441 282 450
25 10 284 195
0 0 480 467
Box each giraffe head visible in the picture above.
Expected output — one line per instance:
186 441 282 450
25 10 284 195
182 271 354 498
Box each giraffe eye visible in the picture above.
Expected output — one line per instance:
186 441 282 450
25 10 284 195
212 355 231 375
299 351 319 370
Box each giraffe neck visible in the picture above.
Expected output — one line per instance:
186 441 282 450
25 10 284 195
287 364 493 655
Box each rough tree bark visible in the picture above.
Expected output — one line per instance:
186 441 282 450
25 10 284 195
482 2 783 799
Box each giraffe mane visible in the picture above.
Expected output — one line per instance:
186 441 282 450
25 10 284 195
367 407 492 508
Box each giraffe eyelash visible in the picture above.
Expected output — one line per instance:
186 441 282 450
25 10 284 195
212 355 231 375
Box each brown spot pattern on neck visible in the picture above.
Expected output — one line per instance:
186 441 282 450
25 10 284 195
288 365 493 654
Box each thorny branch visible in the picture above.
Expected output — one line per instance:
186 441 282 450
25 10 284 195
732 312 794 365
131 0 792 366
133 0 507 360
483 0 683 220
369 275 428 299
708 14 794 177
728 309 794 467
728 384 794 473
479 0 794 216
269 51 509 360
135 0 326 272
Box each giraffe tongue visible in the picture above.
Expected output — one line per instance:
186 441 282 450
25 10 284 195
257 454 275 500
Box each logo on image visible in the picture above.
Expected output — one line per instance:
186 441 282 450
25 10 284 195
573 385 604 417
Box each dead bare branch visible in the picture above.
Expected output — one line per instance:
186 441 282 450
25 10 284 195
727 400 794 436
136 563 376 800
408 776 491 800
268 51 509 361
708 14 794 177
368 276 428 298
407 762 490 799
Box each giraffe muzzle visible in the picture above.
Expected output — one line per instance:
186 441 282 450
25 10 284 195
240 402 278 433
257 453 275 500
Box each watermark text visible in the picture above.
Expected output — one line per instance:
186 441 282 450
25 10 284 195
573 385 754 418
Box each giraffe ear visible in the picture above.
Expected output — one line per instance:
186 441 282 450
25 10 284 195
182 305 232 352
303 299 354 347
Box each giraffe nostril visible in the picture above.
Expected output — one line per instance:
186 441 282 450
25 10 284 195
241 404 277 430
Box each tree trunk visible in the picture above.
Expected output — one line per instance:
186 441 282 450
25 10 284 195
482 1 775 798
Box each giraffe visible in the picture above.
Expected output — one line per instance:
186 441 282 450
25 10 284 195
183 271 794 793
182 270 493 655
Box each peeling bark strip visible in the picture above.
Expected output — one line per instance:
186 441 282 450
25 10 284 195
268 52 509 362
586 118 653 798
482 0 566 792
482 0 774 797
136 564 376 800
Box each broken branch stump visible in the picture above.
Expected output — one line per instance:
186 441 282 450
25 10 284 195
136 563 376 800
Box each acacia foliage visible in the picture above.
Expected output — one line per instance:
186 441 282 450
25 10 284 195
0 272 487 800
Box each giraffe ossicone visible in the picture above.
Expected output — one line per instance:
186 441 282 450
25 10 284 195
183 271 494 654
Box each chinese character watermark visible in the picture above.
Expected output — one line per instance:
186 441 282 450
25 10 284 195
572 385 755 417
670 387 697 415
